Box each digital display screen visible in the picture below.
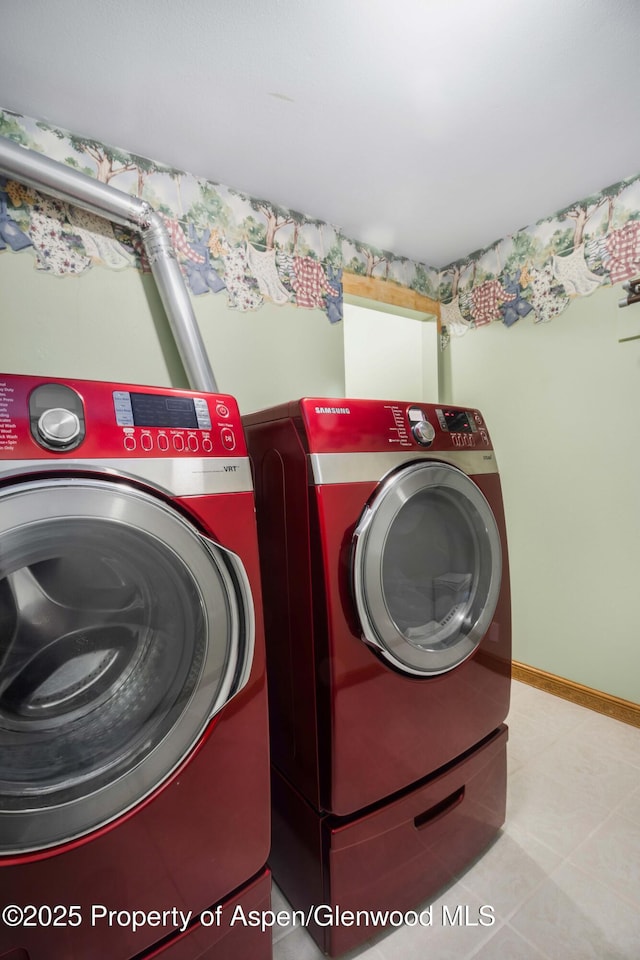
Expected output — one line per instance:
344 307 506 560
442 409 473 433
130 393 198 429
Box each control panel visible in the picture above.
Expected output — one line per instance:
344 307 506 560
397 403 488 450
0 373 246 460
435 406 489 447
300 397 492 453
111 389 237 455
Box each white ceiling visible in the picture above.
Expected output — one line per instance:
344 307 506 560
3 0 640 268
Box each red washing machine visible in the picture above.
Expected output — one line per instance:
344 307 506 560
244 398 511 956
0 373 271 960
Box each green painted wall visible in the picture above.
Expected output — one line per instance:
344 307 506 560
447 284 640 703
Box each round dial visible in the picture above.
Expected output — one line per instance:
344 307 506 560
412 419 436 446
37 407 82 447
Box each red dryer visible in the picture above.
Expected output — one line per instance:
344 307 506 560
244 397 511 956
0 373 271 960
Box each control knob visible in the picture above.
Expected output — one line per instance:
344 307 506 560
37 407 81 447
412 419 435 446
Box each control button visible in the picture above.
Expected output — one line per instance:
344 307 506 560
188 435 199 452
157 434 169 451
194 397 212 430
216 402 230 419
37 408 81 447
412 419 436 447
202 437 213 453
124 435 136 451
220 428 236 451
113 391 134 427
173 435 185 452
141 433 153 451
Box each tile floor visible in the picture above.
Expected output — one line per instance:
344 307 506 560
271 680 640 959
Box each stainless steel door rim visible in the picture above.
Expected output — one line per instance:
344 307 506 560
0 477 254 853
352 462 502 676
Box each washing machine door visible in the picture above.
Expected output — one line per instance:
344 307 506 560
0 477 254 854
352 461 502 677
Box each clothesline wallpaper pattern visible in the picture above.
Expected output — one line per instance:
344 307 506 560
437 173 640 346
2 109 639 338
0 109 439 323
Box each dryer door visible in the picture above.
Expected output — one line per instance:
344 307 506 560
352 461 502 676
0 477 254 854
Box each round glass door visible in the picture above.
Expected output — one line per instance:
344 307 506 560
352 462 502 676
0 477 254 853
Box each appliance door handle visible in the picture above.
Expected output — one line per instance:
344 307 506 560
198 534 256 716
414 786 465 831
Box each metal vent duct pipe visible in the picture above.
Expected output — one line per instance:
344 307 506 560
0 135 218 393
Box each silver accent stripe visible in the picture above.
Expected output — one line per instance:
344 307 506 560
308 449 498 485
0 458 253 497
